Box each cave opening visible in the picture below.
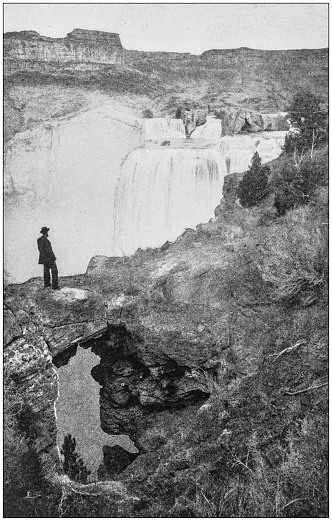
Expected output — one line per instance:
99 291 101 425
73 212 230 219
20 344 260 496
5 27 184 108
240 117 253 132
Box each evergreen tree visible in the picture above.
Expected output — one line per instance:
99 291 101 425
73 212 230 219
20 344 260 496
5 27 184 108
237 152 270 207
61 434 91 484
284 90 328 154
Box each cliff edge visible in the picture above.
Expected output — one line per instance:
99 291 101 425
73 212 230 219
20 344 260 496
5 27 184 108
4 28 124 66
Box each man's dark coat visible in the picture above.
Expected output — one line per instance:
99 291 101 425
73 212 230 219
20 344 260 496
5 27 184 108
37 236 56 265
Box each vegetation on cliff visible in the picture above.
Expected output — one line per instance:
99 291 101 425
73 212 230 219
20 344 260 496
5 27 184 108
120 201 328 517
3 384 61 517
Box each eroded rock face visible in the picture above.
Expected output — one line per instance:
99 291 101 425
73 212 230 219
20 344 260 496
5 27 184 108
85 326 210 438
4 333 59 468
217 107 288 134
4 29 123 65
98 445 139 479
4 281 108 356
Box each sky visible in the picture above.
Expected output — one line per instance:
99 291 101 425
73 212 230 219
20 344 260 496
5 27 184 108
3 3 329 54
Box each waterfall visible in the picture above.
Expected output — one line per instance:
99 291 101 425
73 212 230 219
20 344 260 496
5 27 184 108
190 118 222 139
168 119 186 137
144 118 186 139
4 106 145 283
112 148 227 255
217 131 286 174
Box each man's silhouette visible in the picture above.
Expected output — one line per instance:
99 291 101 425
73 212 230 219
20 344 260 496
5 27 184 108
37 227 59 289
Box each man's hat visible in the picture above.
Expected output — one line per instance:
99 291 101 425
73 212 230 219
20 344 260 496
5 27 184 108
40 226 50 234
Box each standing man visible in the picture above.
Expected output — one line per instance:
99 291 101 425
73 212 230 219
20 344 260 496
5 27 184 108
37 227 59 289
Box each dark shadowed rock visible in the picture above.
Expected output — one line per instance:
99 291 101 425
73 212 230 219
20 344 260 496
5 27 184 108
99 444 138 478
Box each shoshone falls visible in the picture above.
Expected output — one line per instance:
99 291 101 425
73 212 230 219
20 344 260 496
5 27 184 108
3 22 328 517
111 117 286 256
4 111 286 282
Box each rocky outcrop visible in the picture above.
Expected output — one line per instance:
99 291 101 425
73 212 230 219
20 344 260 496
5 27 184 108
89 329 211 438
216 107 288 134
4 29 124 66
98 445 139 479
4 326 59 470
4 282 108 357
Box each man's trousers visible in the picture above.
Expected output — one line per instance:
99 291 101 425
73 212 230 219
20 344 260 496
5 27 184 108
43 262 59 289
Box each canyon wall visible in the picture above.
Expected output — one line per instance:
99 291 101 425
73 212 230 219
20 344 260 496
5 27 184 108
4 106 144 283
4 29 124 66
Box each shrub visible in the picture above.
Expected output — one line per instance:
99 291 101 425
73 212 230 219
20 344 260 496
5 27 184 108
142 108 153 118
237 152 270 207
253 206 328 305
273 149 328 215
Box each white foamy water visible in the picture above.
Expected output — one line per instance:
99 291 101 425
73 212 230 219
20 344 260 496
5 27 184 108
112 148 227 256
4 107 144 283
144 118 186 139
216 131 286 174
190 118 222 139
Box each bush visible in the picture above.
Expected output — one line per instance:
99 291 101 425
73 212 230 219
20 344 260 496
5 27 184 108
253 206 328 305
237 152 270 207
273 149 328 215
142 108 153 118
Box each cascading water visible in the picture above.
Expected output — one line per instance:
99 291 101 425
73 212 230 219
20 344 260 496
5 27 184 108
112 148 227 256
144 118 186 139
216 131 287 174
190 118 222 139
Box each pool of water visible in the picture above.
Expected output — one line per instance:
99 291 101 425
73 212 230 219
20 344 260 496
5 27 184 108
55 346 138 481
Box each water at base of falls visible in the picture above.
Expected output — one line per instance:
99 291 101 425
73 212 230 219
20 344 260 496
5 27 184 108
55 346 138 481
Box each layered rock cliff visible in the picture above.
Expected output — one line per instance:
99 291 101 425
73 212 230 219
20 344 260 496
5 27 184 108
4 29 124 67
4 28 328 114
